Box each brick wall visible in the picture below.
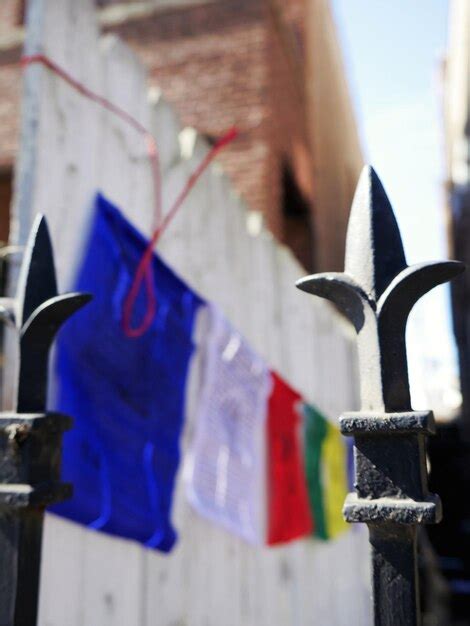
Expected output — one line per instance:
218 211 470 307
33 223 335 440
0 60 21 170
104 0 315 267
266 0 314 266
0 0 23 167
0 0 22 37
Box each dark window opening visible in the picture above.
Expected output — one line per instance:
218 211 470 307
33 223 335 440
0 168 12 244
95 0 143 7
0 167 13 395
281 161 314 271
17 0 26 26
0 167 12 295
201 133 219 148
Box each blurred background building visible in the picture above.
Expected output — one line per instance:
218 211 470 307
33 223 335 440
427 1 470 623
446 0 470 435
0 0 362 271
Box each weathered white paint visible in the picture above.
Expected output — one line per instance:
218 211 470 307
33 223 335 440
11 1 372 624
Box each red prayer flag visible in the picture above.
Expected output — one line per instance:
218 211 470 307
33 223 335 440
267 372 313 545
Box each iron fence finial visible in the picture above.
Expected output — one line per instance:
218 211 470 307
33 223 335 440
345 165 407 300
0 214 90 626
297 165 463 412
297 165 464 625
16 215 91 414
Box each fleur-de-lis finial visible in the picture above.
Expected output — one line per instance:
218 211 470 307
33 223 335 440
15 215 91 412
297 166 464 412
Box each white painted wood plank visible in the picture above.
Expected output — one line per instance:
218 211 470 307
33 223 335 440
18 3 103 626
38 516 86 626
98 34 152 236
149 93 182 174
76 24 151 626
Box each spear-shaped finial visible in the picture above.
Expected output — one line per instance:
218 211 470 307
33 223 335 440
297 165 464 411
344 166 407 300
15 215 91 413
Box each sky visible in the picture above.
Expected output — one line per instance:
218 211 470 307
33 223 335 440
331 0 461 414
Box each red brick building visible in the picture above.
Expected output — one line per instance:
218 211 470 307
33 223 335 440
0 0 363 270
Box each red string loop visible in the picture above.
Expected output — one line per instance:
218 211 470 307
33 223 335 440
122 127 238 337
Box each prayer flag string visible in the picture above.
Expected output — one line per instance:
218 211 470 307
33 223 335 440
20 54 163 228
20 54 237 338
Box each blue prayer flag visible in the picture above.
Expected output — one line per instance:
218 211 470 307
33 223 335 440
51 194 204 552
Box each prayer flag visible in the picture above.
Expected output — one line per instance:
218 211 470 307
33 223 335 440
267 373 313 545
186 304 271 543
303 403 328 540
51 194 204 552
303 403 349 540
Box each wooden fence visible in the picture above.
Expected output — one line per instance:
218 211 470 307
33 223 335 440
9 0 372 624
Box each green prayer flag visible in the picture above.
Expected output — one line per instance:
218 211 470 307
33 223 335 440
303 403 328 540
303 403 349 540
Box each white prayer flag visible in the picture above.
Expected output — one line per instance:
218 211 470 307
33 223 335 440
186 304 271 543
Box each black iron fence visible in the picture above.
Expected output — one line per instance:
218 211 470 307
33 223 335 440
0 216 89 626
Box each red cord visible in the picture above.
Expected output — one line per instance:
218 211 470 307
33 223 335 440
21 55 162 228
122 127 238 337
20 54 237 338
